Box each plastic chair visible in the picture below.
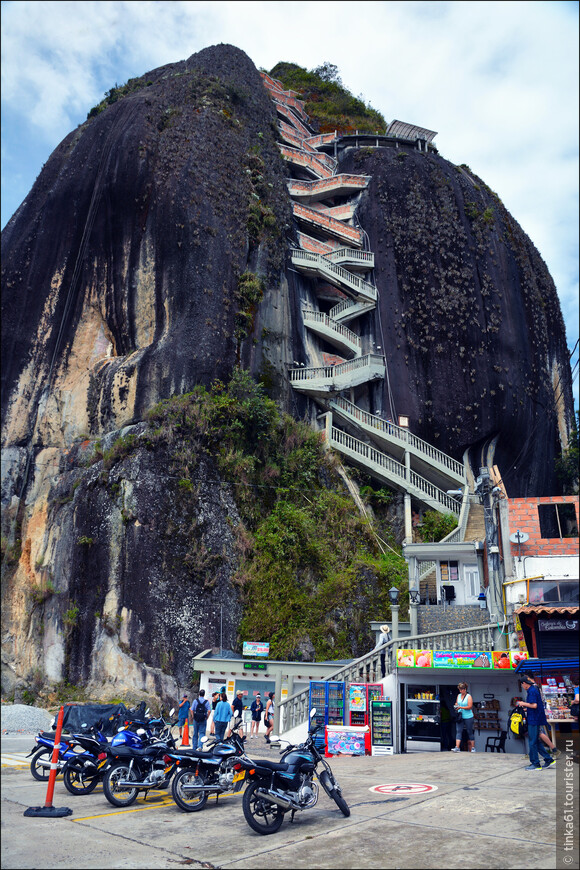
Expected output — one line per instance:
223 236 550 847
485 730 507 753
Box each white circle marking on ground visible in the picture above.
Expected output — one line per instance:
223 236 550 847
369 782 438 794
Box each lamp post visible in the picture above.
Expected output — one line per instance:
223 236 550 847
388 586 400 641
409 588 420 637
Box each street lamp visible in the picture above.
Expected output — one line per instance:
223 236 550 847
389 587 400 640
409 589 420 604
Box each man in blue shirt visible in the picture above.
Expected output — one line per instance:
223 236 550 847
517 675 556 771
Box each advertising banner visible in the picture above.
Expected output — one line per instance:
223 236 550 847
242 641 270 658
397 649 528 669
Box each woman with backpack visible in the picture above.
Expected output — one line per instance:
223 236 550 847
264 692 275 744
451 682 475 753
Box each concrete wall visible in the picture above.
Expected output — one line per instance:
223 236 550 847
417 605 490 635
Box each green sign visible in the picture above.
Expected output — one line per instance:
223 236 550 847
243 662 267 671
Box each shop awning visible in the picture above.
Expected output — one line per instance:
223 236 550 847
515 658 579 674
515 605 579 616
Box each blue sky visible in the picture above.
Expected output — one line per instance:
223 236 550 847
1 0 578 405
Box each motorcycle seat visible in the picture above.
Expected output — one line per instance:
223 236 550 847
38 731 74 741
110 745 163 757
251 759 289 772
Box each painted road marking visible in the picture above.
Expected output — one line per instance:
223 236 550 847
72 787 245 821
369 782 438 795
1 754 31 767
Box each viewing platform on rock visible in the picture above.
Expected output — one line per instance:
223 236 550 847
289 353 385 396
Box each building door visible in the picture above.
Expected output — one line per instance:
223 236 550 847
464 564 480 604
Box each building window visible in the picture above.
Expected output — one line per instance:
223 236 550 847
537 503 578 539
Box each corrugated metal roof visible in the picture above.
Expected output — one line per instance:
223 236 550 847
386 120 438 142
515 605 579 616
515 658 579 673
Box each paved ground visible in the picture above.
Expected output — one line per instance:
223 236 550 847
2 734 578 869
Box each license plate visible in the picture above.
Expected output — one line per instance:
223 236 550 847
232 771 246 783
164 765 173 775
97 759 108 770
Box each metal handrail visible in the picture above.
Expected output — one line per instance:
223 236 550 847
330 396 466 479
302 310 361 349
288 353 384 382
329 427 461 515
291 248 375 298
279 624 495 731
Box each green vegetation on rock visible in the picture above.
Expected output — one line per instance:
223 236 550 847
269 61 386 135
146 369 407 659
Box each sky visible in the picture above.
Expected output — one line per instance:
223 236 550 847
1 0 578 406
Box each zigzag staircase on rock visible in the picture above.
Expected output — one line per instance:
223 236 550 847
260 72 468 528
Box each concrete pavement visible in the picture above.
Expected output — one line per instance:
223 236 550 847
2 734 578 869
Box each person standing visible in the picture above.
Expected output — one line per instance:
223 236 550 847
213 692 232 742
229 690 245 740
191 690 210 750
209 691 219 735
250 693 263 738
177 694 191 740
517 675 556 770
374 624 391 679
451 682 475 752
264 692 275 744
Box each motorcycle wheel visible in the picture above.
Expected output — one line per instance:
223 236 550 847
242 780 285 835
171 768 208 813
318 769 350 817
103 763 139 807
329 787 350 817
30 747 53 781
63 761 99 795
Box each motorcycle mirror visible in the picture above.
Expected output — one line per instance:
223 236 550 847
81 723 88 728
310 708 317 718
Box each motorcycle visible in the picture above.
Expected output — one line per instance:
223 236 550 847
240 708 350 835
63 707 176 798
102 710 177 807
27 730 86 781
168 718 249 813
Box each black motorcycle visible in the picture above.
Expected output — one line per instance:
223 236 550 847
240 709 350 834
169 719 249 813
101 713 178 807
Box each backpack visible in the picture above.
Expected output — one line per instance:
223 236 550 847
193 699 208 723
508 706 527 738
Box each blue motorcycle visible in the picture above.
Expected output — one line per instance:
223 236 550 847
27 730 83 781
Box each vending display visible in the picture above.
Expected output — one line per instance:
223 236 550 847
405 684 440 751
327 681 346 726
348 683 383 725
309 681 346 749
370 699 393 753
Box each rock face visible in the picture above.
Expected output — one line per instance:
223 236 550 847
340 147 573 496
1 44 574 699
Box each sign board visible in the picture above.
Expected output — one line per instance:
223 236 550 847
538 620 579 632
243 662 267 670
242 642 269 658
396 648 528 669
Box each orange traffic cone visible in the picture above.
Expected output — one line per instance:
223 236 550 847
181 718 190 747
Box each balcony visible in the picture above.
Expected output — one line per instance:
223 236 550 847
289 353 385 396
